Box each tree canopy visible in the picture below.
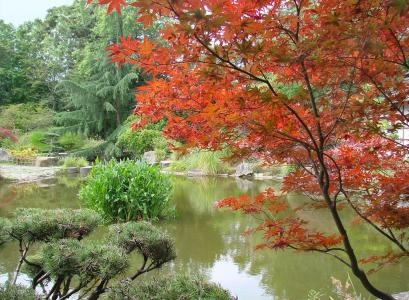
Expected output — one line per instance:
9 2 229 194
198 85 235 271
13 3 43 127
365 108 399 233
88 1 409 299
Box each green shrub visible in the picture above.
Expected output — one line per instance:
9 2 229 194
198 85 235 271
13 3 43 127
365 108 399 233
62 156 88 168
107 222 176 263
0 282 36 300
41 239 128 280
116 128 168 159
108 275 235 300
9 208 101 243
0 217 11 246
0 136 15 149
28 131 50 152
0 103 54 133
58 132 85 151
80 159 174 221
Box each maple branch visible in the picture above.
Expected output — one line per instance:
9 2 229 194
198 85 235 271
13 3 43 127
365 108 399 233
323 66 357 142
289 245 351 268
387 28 409 68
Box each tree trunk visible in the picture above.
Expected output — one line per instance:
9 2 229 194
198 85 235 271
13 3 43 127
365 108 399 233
319 173 395 300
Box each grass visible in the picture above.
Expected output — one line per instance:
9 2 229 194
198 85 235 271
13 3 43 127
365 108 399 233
62 156 88 168
168 149 232 175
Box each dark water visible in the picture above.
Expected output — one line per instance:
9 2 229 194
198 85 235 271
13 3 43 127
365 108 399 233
0 175 408 299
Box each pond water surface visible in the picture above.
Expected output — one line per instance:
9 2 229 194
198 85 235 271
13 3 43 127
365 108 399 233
0 175 408 299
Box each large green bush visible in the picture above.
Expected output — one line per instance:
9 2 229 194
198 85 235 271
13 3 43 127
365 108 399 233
116 128 168 159
0 103 54 133
80 159 173 221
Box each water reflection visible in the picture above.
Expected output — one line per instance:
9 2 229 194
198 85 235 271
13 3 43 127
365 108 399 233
0 175 408 300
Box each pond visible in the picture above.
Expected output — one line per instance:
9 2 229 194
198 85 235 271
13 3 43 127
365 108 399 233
0 175 408 299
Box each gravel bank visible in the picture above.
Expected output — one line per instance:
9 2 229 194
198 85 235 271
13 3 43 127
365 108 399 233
0 164 61 183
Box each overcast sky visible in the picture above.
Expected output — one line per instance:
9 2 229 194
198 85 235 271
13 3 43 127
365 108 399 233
0 0 74 26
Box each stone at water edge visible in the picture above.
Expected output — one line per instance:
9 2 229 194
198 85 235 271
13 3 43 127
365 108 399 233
143 151 157 165
160 160 173 168
0 149 11 161
66 167 79 174
187 169 205 177
35 156 59 167
80 166 92 177
235 162 254 177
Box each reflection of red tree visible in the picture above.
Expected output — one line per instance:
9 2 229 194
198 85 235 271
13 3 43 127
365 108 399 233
0 128 17 142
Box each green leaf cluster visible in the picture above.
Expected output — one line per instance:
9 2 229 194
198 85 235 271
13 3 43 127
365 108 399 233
80 159 174 221
8 208 101 242
108 275 235 300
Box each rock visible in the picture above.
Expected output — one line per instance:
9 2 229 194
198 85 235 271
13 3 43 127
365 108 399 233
160 160 173 168
35 156 59 167
235 162 254 177
0 149 10 161
143 151 157 165
80 166 92 177
66 167 79 174
187 169 205 177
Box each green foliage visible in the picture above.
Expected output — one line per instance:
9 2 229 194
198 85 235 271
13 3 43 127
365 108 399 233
108 275 235 300
41 239 128 280
0 282 36 300
116 128 168 159
27 131 50 152
62 156 88 168
58 132 85 151
169 150 231 175
107 221 176 263
8 208 101 243
80 159 174 221
0 104 54 133
0 217 11 246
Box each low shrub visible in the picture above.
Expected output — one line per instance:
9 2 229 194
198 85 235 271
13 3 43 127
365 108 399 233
9 148 38 160
62 156 88 168
80 159 174 221
0 282 36 300
108 275 235 300
58 132 85 151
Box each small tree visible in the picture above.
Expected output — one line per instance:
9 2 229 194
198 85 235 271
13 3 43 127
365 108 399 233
1 209 177 300
87 1 409 299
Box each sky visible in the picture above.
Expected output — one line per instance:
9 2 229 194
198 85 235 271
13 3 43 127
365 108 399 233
0 0 74 26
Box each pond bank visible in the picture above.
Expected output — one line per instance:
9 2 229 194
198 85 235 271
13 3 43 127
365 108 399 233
0 164 61 183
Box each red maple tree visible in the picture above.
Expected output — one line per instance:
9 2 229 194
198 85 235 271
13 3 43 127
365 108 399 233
88 1 408 299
